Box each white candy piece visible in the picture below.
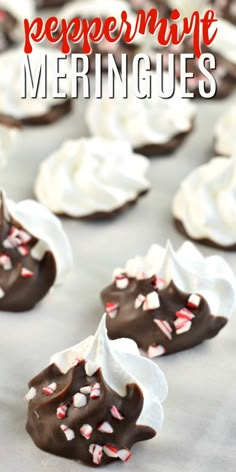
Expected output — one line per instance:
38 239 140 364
187 294 201 309
24 386 36 402
89 444 103 465
0 287 5 299
176 308 195 321
0 254 12 270
117 448 132 462
174 318 192 335
134 294 145 309
143 292 160 311
103 444 119 458
110 405 124 421
115 274 129 290
153 276 166 290
80 386 92 395
85 361 100 377
106 302 119 319
60 424 75 441
56 405 67 419
73 393 87 408
42 382 57 395
80 424 93 440
154 319 172 341
90 383 101 399
97 421 114 434
147 345 166 358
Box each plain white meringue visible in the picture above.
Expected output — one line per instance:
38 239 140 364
116 240 236 319
0 46 71 119
86 73 195 149
0 123 20 167
214 106 236 156
173 156 236 248
6 197 73 284
51 314 168 432
35 137 151 217
0 0 35 42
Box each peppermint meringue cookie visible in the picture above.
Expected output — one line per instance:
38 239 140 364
57 0 143 70
35 138 150 218
214 106 236 156
101 241 235 356
25 315 167 466
0 191 72 312
0 46 72 125
0 115 21 166
173 156 236 250
86 73 195 157
0 0 35 53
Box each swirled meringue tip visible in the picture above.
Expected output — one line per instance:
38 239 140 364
4 192 73 285
214 106 236 156
173 155 236 250
34 137 151 218
50 314 168 432
86 73 196 151
115 240 236 319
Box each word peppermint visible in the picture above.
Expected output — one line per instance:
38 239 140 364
24 8 218 58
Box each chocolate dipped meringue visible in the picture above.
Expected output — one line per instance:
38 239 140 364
0 192 72 312
0 46 72 125
0 0 34 53
214 106 236 156
86 73 195 157
25 315 167 466
173 156 236 250
0 115 21 166
35 138 150 218
101 241 235 356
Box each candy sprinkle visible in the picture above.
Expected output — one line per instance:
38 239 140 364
147 345 166 358
60 425 75 441
154 319 172 340
110 405 124 421
89 444 103 465
143 291 160 311
42 382 57 395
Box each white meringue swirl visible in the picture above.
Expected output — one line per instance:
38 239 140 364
116 240 236 318
35 137 151 217
0 46 71 119
86 73 195 149
6 197 73 284
209 18 236 66
214 106 236 156
0 123 20 167
51 314 168 432
0 0 35 42
173 156 236 248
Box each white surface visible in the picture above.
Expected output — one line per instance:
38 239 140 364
0 84 236 471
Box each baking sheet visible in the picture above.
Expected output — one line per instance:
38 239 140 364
0 54 236 471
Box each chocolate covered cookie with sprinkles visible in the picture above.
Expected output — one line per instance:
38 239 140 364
0 191 72 312
25 316 167 466
101 241 235 357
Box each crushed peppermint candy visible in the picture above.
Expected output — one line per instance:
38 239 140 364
97 421 114 434
103 444 119 458
0 254 12 270
24 386 37 402
3 227 32 249
17 245 30 257
187 293 201 309
147 345 166 358
105 302 119 319
115 274 129 290
90 383 101 399
80 385 92 395
56 405 68 419
73 392 87 408
0 287 5 299
176 308 195 321
21 268 34 278
110 405 124 421
60 424 75 441
42 382 57 395
117 448 132 462
174 318 192 335
154 319 172 340
80 424 93 440
143 291 160 311
134 294 145 309
152 276 166 290
89 444 103 465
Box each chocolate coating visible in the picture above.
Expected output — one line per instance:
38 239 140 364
175 218 236 252
21 99 72 126
101 278 227 355
26 360 155 466
0 9 17 54
134 126 193 157
0 194 56 312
